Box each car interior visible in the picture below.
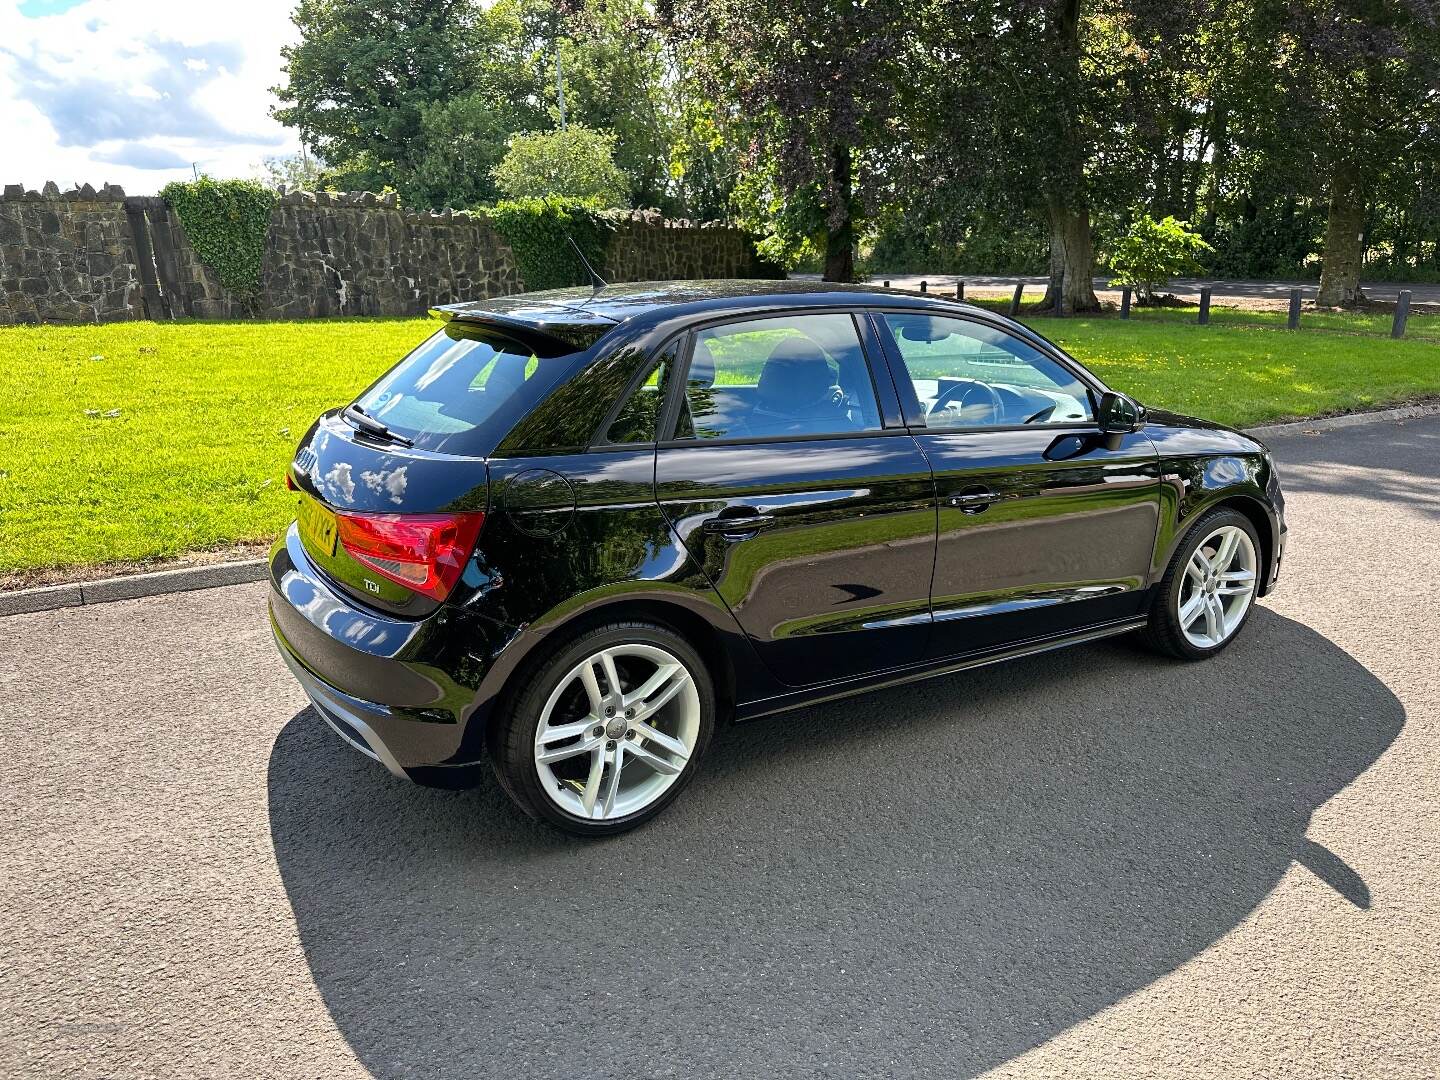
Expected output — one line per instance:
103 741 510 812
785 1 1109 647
677 319 882 440
887 315 1094 429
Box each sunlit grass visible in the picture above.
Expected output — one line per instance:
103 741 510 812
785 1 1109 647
1 318 434 575
3 311 1438 575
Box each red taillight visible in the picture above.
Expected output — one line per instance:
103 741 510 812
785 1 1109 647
285 474 297 491
335 511 486 602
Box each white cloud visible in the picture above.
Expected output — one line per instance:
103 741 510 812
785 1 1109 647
0 0 302 194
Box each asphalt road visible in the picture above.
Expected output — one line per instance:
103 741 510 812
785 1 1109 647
795 272 1438 306
4 417 1439 1079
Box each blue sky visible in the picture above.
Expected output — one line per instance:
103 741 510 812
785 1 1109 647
0 0 300 193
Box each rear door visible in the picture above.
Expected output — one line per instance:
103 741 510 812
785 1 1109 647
653 311 937 687
874 310 1160 658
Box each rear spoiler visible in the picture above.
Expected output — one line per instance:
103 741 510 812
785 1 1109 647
430 301 618 354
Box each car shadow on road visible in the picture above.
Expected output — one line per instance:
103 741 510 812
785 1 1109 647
267 608 1401 1079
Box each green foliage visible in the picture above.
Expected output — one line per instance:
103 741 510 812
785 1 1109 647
482 197 617 290
256 151 327 192
861 207 1048 276
731 173 829 272
408 88 542 209
271 0 489 202
159 178 278 296
1108 216 1214 303
493 127 630 206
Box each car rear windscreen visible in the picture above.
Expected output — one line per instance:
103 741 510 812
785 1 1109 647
352 322 583 455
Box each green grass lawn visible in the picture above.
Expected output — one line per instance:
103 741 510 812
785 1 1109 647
2 311 1437 579
1 319 432 579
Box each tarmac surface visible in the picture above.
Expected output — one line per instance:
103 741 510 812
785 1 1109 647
3 415 1438 1078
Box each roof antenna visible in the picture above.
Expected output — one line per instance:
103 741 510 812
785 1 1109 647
565 234 608 292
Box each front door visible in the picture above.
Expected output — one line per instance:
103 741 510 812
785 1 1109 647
874 310 1160 658
654 311 936 686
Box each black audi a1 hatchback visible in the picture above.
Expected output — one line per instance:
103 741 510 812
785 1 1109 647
271 280 1286 836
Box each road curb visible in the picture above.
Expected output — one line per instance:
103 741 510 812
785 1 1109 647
3 401 1437 618
1245 402 1440 439
0 559 267 618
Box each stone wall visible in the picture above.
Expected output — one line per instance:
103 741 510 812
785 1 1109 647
604 209 776 281
0 184 774 326
0 183 140 324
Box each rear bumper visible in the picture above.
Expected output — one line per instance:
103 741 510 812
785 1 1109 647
275 634 409 778
268 523 493 786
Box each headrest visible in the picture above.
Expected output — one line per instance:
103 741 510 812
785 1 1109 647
757 338 835 408
688 338 717 387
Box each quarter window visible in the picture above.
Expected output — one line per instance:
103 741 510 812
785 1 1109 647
674 313 882 441
882 313 1094 429
605 344 677 444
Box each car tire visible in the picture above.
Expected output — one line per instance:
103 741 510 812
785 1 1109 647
490 621 715 837
1139 507 1263 661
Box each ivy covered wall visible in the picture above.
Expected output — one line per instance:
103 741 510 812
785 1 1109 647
0 183 776 326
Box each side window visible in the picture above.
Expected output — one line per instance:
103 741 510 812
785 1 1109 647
882 313 1094 429
605 344 677 444
675 313 882 441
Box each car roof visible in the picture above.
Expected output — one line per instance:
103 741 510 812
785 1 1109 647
433 279 995 343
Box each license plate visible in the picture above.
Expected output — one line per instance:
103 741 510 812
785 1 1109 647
298 496 339 557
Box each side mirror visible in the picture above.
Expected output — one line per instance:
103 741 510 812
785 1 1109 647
1097 391 1144 434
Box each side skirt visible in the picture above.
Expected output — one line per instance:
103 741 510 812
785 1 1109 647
732 616 1149 723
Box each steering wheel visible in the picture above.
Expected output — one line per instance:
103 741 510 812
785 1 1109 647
929 378 1004 425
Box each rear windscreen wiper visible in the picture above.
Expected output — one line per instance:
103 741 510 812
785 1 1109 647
342 403 413 447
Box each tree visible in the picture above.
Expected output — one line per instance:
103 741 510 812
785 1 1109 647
905 0 1188 311
1269 1 1440 306
493 127 631 205
1108 215 1213 302
665 0 910 280
271 0 488 200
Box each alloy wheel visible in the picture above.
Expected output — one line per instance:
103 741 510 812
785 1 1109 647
532 643 701 821
1177 524 1257 649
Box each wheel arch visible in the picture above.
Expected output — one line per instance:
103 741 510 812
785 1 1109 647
530 596 741 719
471 585 755 763
1187 493 1277 597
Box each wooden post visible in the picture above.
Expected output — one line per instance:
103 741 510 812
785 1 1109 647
1198 287 1212 325
1393 290 1412 338
1288 288 1302 329
1009 282 1024 316
956 280 965 301
920 280 928 294
1120 286 1132 319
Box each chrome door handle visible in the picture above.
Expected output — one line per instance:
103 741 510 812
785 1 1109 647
703 513 776 535
949 489 1000 514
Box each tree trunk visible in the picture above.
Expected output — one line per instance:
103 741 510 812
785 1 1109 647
1316 169 1366 307
1036 0 1098 314
1041 200 1100 313
822 144 855 283
1202 104 1229 236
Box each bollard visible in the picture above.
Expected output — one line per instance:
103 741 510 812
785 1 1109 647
1198 287 1212 325
1120 286 1132 319
1009 282 1024 316
1288 288 1302 329
920 280 928 294
1393 290 1412 339
956 280 965 301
